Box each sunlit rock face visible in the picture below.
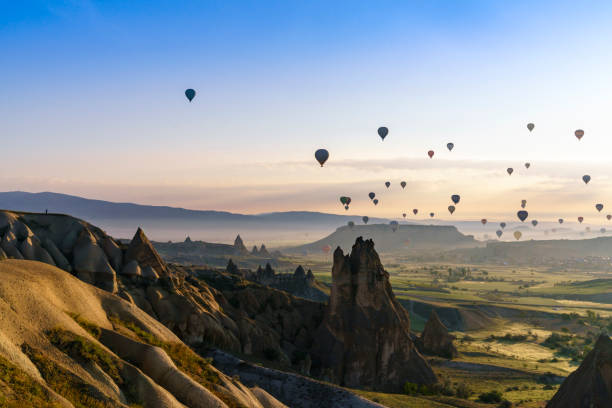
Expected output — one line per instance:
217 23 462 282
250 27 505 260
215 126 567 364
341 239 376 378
311 237 437 392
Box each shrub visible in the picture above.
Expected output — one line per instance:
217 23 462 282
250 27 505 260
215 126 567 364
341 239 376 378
478 390 503 403
498 400 513 408
455 382 473 399
404 382 419 395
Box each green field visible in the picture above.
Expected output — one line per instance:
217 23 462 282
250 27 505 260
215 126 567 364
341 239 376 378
288 252 612 407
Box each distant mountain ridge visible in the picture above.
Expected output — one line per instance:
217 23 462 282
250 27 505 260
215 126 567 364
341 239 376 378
0 191 390 244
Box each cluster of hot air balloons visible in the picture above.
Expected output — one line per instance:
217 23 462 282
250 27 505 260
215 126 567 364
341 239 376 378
303 119 611 245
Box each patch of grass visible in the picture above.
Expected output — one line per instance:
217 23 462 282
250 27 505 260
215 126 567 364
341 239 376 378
66 312 101 338
46 328 142 406
21 343 122 408
0 354 62 408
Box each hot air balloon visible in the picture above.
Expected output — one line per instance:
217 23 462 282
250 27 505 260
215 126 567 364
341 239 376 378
507 168 514 175
373 199 379 205
378 127 389 140
575 129 584 140
583 175 591 184
525 163 531 169
451 194 460 204
447 143 454 151
532 220 538 227
517 210 528 222
527 123 534 132
185 88 196 102
578 216 584 223
348 221 355 229
496 230 503 238
315 149 329 167
400 181 407 189
362 216 369 224
413 209 418 215
368 192 375 200
521 199 527 209
429 212 434 218
481 219 487 225
321 245 331 254
558 218 564 224
514 231 522 240
596 203 604 212
344 205 349 211
390 221 399 232
402 213 407 218
607 215 612 221
448 205 456 214
428 150 434 158
500 222 507 229
385 181 391 188
339 196 349 205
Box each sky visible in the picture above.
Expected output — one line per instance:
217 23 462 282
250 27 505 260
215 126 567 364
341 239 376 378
3 0 612 223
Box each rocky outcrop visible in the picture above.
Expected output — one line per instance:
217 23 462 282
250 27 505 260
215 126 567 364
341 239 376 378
124 227 167 277
207 349 384 408
418 310 458 359
240 263 328 302
234 234 249 254
259 244 271 257
252 245 259 255
547 334 612 408
311 237 436 392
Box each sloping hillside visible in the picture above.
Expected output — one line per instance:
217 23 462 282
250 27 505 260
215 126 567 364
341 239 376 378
287 223 479 254
0 260 285 408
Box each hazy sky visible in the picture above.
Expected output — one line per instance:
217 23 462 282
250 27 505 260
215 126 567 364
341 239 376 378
3 1 612 222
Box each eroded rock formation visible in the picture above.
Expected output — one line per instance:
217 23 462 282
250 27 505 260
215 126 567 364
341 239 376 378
547 334 612 408
418 310 458 359
311 237 436 392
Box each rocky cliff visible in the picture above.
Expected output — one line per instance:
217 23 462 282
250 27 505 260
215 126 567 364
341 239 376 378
547 334 612 408
418 310 458 359
311 237 437 392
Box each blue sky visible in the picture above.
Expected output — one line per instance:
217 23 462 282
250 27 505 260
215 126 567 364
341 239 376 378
3 1 612 221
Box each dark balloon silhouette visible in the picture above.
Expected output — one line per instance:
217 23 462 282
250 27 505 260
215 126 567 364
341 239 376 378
429 212 434 218
521 199 527 209
315 149 329 167
447 143 454 151
481 219 487 225
448 205 455 214
507 167 514 175
378 127 389 140
368 192 375 200
583 175 591 184
413 209 418 215
373 199 379 205
500 222 507 229
390 221 399 232
385 181 390 188
558 218 564 224
596 203 604 212
578 216 584 223
344 205 349 210
428 150 434 158
607 214 612 221
575 129 584 140
362 216 369 224
400 181 407 189
525 162 530 169
517 210 528 222
496 230 503 238
185 88 196 102
531 220 538 227
402 213 406 218
527 123 534 132
451 194 460 204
